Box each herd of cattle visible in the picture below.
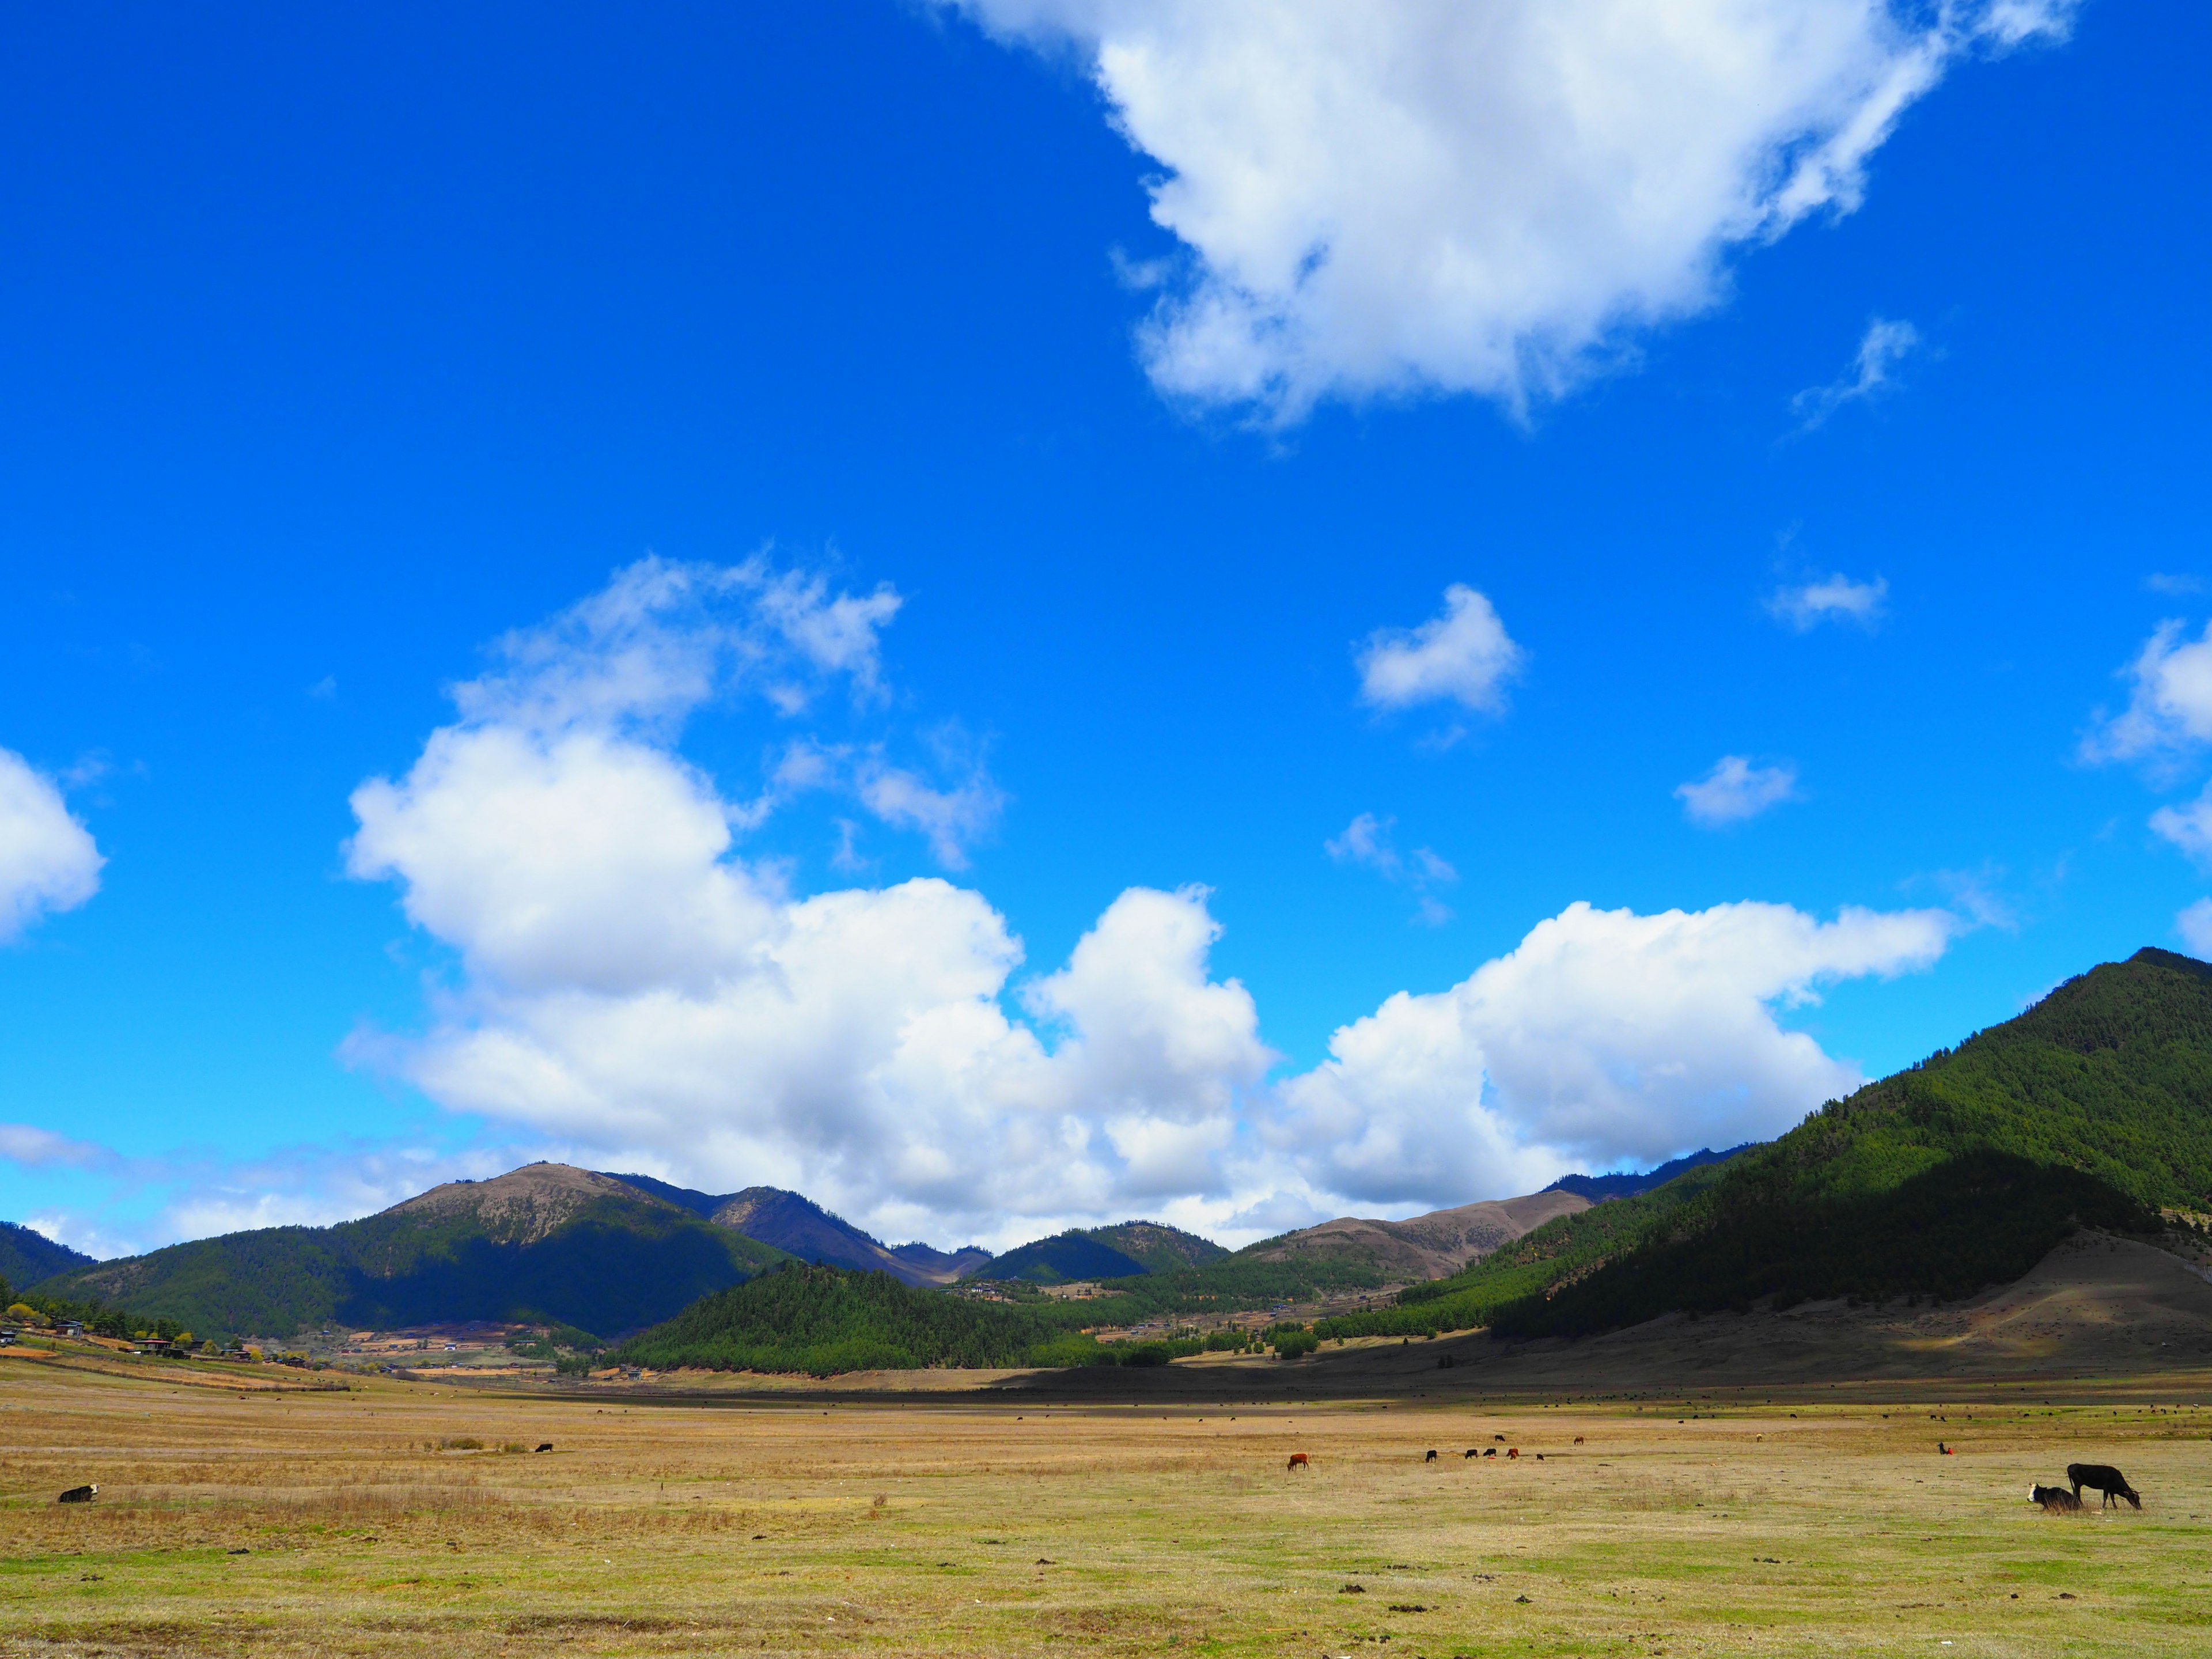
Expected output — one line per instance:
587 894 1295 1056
52 1445 2146 1514
1286 1446 2148 1517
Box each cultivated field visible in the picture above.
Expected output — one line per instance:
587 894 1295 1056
3 1354 2210 1657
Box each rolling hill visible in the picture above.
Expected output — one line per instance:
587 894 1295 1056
597 1175 990 1286
613 1262 1067 1375
1087 1221 1230 1274
1321 947 2212 1343
968 1230 1150 1283
1 1219 94 1297
31 1164 787 1340
968 1219 1229 1283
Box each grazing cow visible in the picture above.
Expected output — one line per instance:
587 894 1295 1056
1506 1448 1520 1460
1463 1449 1479 1459
535 1442 553 1453
2067 1463 2141 1509
1573 1436 1585 1445
57 1484 96 1504
2030 1484 2082 1514
1482 1448 1496 1459
1286 1453 1310 1472
1424 1449 1438 1463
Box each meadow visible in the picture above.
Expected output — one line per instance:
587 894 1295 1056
2 1353 2209 1657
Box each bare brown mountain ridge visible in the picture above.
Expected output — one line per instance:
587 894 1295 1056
1241 1190 1593 1282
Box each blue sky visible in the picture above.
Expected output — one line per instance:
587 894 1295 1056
3 1 2209 1256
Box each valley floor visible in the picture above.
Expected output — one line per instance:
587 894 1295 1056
4 1351 2211 1657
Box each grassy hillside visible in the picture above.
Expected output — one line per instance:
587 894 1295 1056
1324 948 2207 1341
32 1165 787 1340
613 1263 1069 1374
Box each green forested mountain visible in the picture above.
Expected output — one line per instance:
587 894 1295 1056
1 1219 95 1297
1085 1221 1229 1273
1323 948 2210 1342
968 1220 1228 1285
969 1230 1149 1283
615 1262 1069 1374
31 1164 787 1340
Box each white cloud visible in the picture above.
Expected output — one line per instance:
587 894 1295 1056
1767 573 1887 630
1356 585 1523 713
1676 755 1801 826
1271 897 1956 1203
1789 316 1920 429
2146 574 2207 597
2151 786 2212 867
339 565 1963 1248
0 748 103 944
346 564 1258 1244
2083 620 2212 767
948 1 2071 420
2179 899 2212 960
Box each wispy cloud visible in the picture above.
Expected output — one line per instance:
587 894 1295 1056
1767 573 1888 632
1326 812 1459 924
0 1122 118 1171
2146 573 2206 597
1790 317 1921 431
1675 756 1800 827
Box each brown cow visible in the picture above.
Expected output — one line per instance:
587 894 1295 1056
1286 1453 1309 1472
1506 1448 1520 1460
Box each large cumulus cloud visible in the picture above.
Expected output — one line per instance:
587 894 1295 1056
948 0 2073 419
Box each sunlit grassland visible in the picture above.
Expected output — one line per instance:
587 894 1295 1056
3 1360 2210 1656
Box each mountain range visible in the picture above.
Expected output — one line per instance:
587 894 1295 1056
29 1164 786 1339
32 945 2200 1357
599 1175 991 1286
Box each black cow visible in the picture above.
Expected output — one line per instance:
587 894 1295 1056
1463 1449 1479 1459
535 1442 554 1453
57 1484 96 1504
2067 1463 2141 1509
2029 1484 2082 1514
1424 1449 1438 1463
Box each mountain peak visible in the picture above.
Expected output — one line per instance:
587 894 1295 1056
385 1163 658 1245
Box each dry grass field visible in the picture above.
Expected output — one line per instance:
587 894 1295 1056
5 1350 2211 1658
